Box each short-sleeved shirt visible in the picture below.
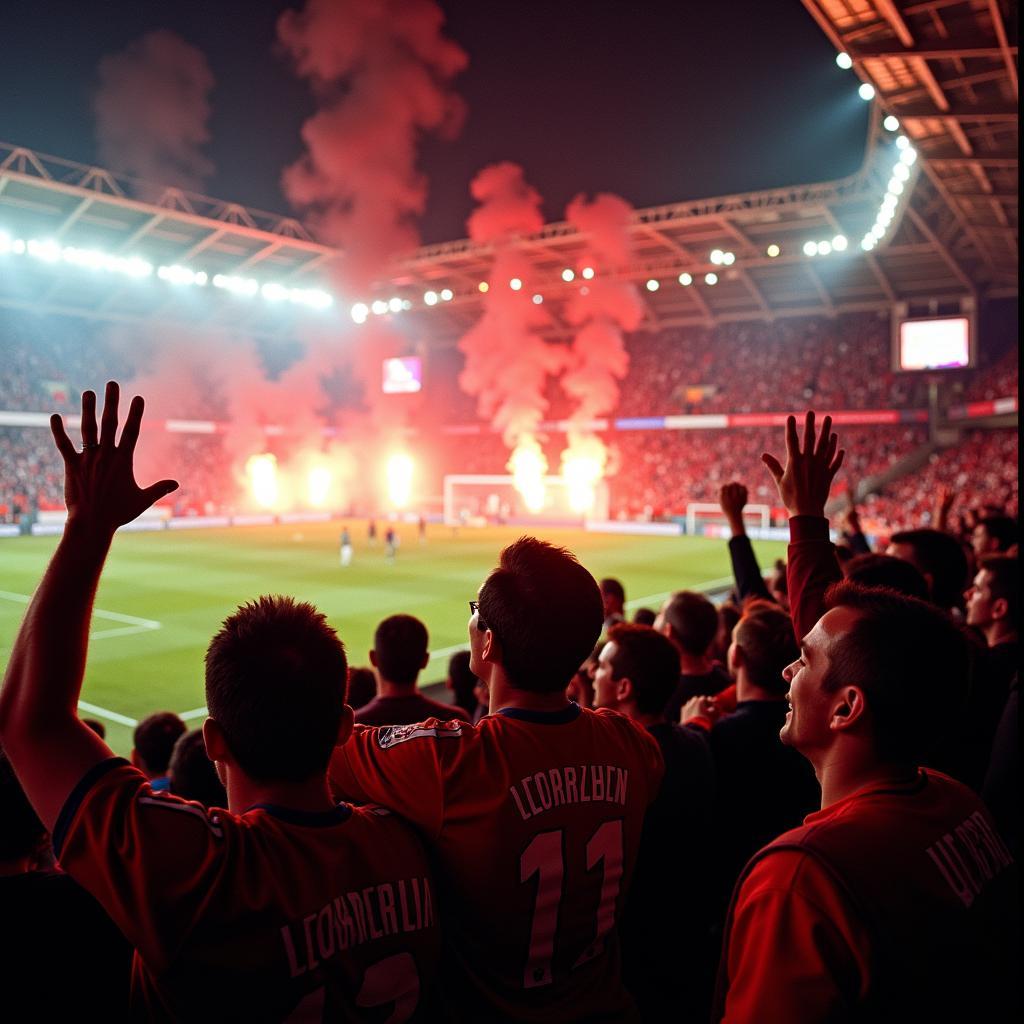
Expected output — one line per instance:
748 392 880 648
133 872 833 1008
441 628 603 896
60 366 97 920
55 759 440 1022
329 704 665 1023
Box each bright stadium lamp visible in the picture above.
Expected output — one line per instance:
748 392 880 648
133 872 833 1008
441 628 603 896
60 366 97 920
858 83 876 101
561 268 575 282
371 300 388 315
899 147 917 165
678 272 693 285
424 290 438 305
766 244 780 258
722 251 736 266
883 115 900 132
861 238 875 251
704 272 718 285
532 293 544 304
478 281 489 293
710 249 724 265
836 52 853 70
351 302 369 324
440 288 454 301
887 178 904 195
803 241 818 257
646 279 660 291
893 163 910 182
832 235 848 252
581 266 595 280
388 297 403 313
817 241 832 256
509 277 523 291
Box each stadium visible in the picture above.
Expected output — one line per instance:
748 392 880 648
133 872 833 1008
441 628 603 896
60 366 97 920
0 1 1018 1021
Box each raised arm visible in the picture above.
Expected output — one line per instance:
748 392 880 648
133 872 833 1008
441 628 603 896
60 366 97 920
720 482 773 602
841 487 871 556
0 382 178 830
761 412 844 641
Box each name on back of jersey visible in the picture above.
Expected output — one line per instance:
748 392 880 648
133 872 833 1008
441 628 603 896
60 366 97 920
509 764 629 822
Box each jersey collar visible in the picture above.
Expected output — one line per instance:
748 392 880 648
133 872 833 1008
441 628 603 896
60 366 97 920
496 701 582 724
245 802 353 827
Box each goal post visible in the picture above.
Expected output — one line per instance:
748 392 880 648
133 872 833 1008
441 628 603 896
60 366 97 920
443 474 609 525
685 502 771 537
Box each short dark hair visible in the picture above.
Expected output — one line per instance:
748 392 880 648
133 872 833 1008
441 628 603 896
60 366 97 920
661 591 718 656
168 730 227 808
977 516 1018 552
133 712 186 776
205 596 348 782
447 650 478 710
479 537 603 693
844 553 929 601
606 623 681 715
632 607 657 627
978 554 1019 622
346 667 377 710
0 748 46 862
600 578 625 604
373 615 428 686
733 605 798 695
889 529 969 611
822 581 969 763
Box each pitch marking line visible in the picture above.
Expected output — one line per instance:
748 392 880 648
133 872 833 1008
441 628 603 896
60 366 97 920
0 590 162 641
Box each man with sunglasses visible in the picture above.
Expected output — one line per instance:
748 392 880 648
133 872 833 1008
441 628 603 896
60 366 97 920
330 537 665 1022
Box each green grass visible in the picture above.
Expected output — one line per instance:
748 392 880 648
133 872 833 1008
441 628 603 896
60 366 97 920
0 521 785 755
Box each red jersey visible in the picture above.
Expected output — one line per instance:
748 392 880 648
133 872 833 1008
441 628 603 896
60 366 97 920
54 759 440 1022
329 704 665 1022
715 770 1018 1023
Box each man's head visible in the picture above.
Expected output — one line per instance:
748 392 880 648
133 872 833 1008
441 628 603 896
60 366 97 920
972 516 1018 558
780 581 969 767
0 748 46 867
965 555 1018 640
887 528 969 611
446 649 479 709
843 552 929 601
728 605 798 697
131 712 186 779
599 577 626 619
371 614 429 687
346 667 377 710
204 596 349 784
656 590 718 660
593 624 681 717
632 607 657 627
471 537 603 693
168 730 227 808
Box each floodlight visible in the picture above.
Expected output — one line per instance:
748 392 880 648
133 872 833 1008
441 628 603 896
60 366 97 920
509 277 523 291
858 83 875 101
561 268 575 282
817 241 832 256
722 251 736 265
893 163 910 181
887 179 904 195
704 272 718 285
766 244 781 258
646 279 660 291
351 302 369 323
581 266 595 279
883 115 900 132
710 249 724 265
832 235 848 251
896 135 910 150
836 52 853 70
803 241 818 257
678 272 693 285
899 147 917 166
388 297 403 313
532 293 544 304
424 290 438 305
440 288 454 301
371 300 388 315
478 281 489 293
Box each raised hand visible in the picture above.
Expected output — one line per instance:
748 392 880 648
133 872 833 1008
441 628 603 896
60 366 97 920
719 482 749 535
50 381 178 537
761 411 845 518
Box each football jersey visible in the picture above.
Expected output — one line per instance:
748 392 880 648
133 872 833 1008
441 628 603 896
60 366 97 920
329 704 665 1023
54 759 440 1022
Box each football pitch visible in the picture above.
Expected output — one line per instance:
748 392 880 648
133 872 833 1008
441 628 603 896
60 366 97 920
0 521 786 755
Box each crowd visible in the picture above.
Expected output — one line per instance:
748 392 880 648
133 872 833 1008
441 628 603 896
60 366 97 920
0 385 1017 1021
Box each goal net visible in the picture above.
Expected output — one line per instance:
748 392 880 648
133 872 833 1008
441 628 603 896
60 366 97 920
444 475 610 526
685 502 771 537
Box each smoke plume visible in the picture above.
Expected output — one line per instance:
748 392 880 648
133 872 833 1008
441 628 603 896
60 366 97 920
94 31 215 194
458 163 566 448
278 0 467 287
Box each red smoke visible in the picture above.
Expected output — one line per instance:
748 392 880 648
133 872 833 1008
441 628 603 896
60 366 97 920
458 163 567 446
278 0 467 288
94 31 214 194
561 194 643 426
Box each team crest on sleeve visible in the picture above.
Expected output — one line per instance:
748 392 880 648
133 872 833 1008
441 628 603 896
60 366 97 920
377 720 464 750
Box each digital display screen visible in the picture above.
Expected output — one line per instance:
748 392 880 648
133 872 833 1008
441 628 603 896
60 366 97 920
382 356 422 394
899 317 970 371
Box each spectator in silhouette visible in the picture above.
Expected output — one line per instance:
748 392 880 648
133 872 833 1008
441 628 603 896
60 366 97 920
131 712 186 792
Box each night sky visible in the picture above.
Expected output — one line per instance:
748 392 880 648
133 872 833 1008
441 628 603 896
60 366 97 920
1 0 869 244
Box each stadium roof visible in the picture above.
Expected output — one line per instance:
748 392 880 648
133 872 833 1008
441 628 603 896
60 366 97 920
802 0 1017 290
0 0 1015 340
